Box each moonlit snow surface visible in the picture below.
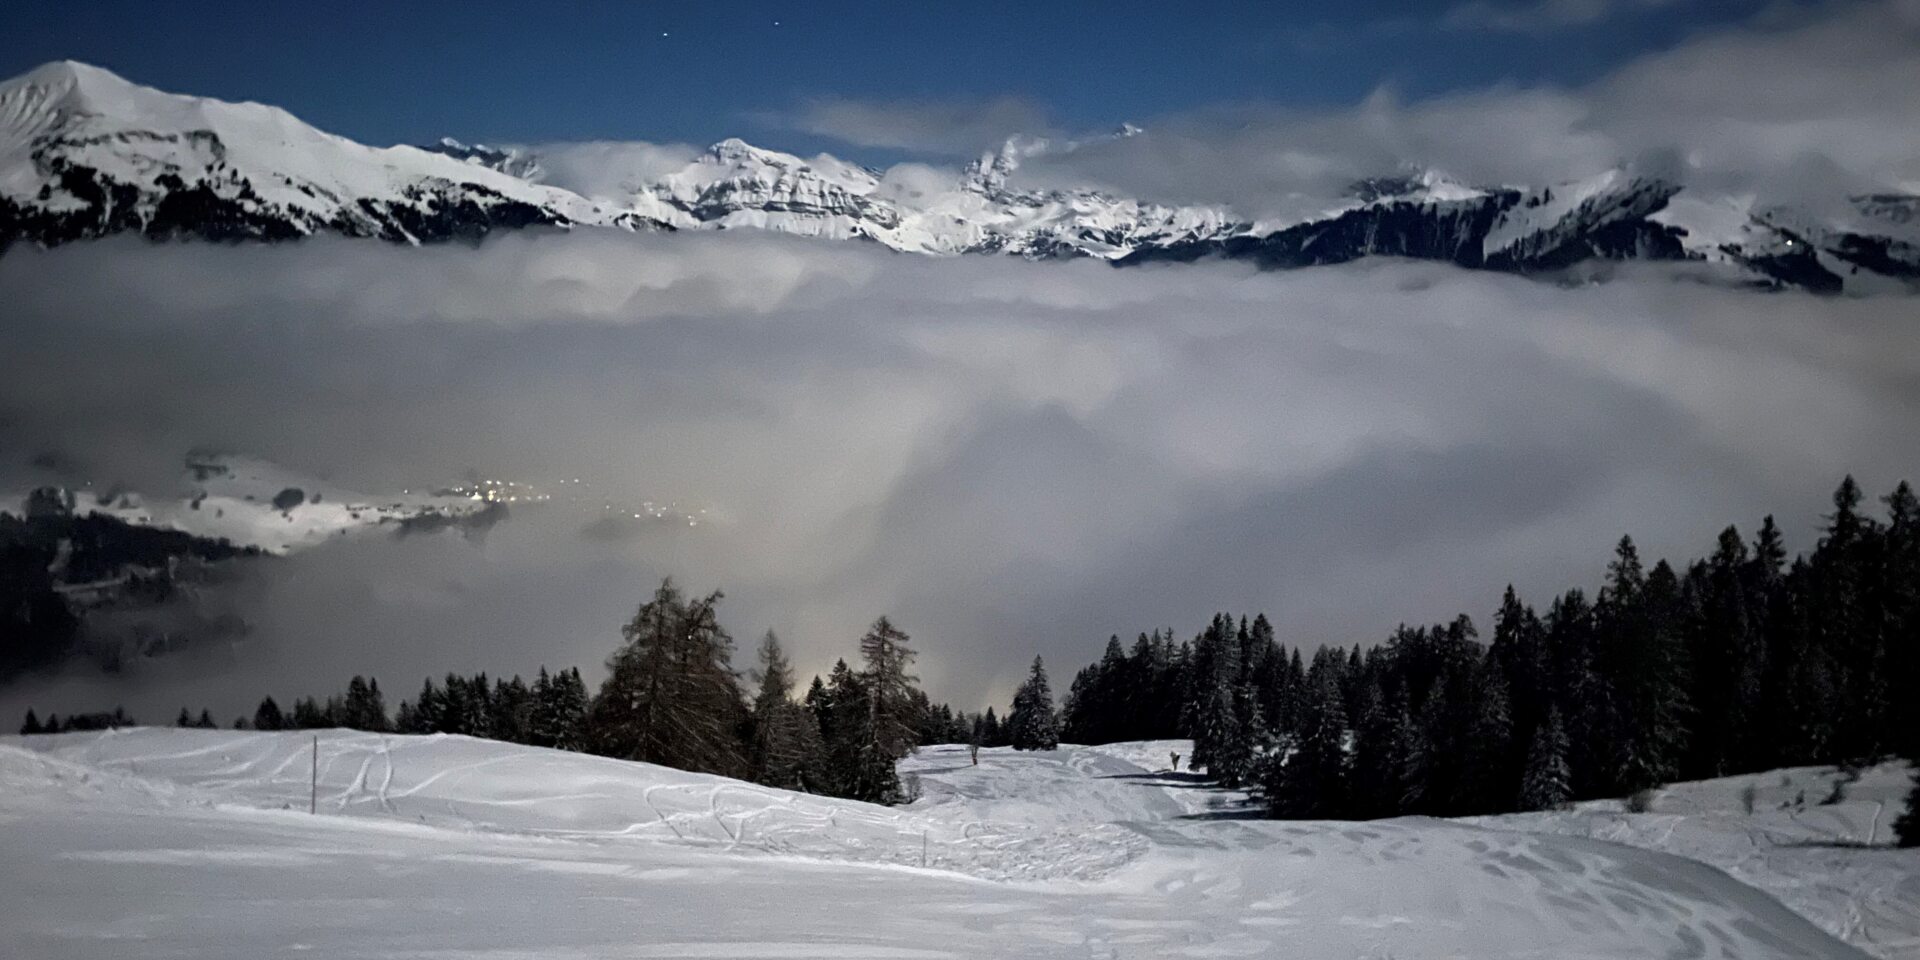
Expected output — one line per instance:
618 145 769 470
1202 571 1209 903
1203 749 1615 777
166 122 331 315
2 729 1897 959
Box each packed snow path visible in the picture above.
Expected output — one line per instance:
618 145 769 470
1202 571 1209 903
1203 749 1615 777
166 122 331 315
1 729 1898 959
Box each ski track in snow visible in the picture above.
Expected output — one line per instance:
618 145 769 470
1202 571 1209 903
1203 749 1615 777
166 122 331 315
1 729 1911 959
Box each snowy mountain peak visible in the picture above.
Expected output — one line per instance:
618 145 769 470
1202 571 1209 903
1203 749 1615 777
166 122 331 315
4 59 137 112
1 61 1916 292
0 59 641 248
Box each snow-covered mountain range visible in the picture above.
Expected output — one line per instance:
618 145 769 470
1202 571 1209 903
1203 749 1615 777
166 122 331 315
3 59 1917 293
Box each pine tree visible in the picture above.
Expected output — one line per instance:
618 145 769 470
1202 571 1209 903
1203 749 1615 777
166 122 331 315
291 696 331 729
489 675 530 743
811 660 863 796
748 630 817 790
1459 664 1514 813
1266 677 1348 818
1682 527 1762 779
980 705 1004 747
588 580 749 778
526 668 556 746
1348 693 1412 819
404 678 443 734
176 707 192 727
1884 483 1920 759
1596 538 1688 793
1518 708 1573 811
1008 656 1060 751
342 676 390 732
253 696 285 732
550 668 589 750
195 709 216 729
20 709 41 735
1895 769 1920 848
1187 614 1249 779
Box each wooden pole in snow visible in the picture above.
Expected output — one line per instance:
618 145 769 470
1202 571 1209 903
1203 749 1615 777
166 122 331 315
310 734 318 815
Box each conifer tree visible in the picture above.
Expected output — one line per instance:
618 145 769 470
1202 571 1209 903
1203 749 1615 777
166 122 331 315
1595 539 1688 793
1884 483 1920 759
1460 664 1514 812
551 668 590 750
528 667 587 749
1895 769 1920 848
20 708 41 735
748 630 818 790
1266 678 1348 818
1188 614 1250 778
859 616 921 763
489 675 530 743
176 707 192 727
342 676 390 732
404 678 442 734
811 659 863 796
195 709 216 729
1519 708 1573 811
253 696 285 731
587 580 749 778
1008 655 1060 751
1682 527 1762 779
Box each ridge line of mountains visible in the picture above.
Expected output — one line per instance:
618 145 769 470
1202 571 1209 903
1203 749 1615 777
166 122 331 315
2 59 1916 293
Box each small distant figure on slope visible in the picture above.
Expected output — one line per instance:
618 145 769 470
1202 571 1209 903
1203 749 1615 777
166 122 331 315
969 742 980 766
1170 751 1181 772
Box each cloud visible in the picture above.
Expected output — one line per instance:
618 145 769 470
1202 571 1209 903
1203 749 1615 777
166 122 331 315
521 140 704 198
3 233 1919 725
1443 0 1685 34
1011 0 1920 216
771 95 1056 156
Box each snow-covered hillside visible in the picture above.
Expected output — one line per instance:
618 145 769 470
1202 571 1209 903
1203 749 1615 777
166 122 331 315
428 130 1254 260
4 60 1917 291
1478 763 1920 959
5 453 501 555
3 729 1905 959
0 60 646 247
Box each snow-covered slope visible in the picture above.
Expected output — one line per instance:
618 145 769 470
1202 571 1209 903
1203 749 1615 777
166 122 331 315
0 61 647 248
429 133 1252 259
1 729 1897 959
3 59 1916 292
1478 763 1920 959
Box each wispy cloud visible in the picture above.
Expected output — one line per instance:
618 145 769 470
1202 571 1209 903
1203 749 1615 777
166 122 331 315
1443 0 1687 34
1016 0 1920 214
764 95 1056 156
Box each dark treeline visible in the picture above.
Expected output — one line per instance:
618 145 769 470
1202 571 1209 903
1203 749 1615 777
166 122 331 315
19 580 981 807
2 491 258 679
16 478 1918 839
18 706 136 734
1056 478 1919 843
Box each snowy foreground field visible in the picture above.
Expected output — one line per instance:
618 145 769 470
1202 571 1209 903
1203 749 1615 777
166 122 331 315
2 730 1914 959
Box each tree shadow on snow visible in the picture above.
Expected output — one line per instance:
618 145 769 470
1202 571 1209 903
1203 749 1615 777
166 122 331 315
1095 771 1216 786
1175 807 1270 821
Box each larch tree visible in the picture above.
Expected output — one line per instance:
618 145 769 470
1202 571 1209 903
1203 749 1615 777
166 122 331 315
588 579 749 778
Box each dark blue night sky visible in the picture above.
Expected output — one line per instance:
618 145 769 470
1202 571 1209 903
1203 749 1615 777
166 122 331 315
4 0 1768 157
